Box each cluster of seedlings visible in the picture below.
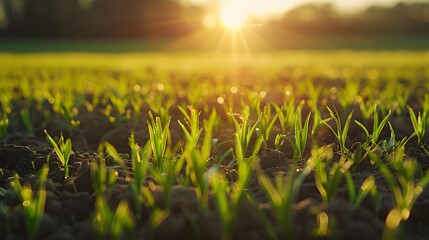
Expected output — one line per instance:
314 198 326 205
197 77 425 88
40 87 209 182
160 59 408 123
0 53 429 240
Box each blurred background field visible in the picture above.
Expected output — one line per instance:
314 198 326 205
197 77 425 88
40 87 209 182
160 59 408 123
1 51 428 72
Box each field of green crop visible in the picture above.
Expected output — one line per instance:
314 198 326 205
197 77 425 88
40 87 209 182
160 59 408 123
0 51 429 240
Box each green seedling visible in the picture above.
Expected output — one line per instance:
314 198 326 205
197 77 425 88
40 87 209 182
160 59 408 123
147 111 180 208
344 174 376 209
0 93 12 115
424 94 429 109
105 142 166 230
306 82 329 137
274 133 286 151
149 154 185 208
147 112 171 167
290 105 311 159
178 106 203 147
423 94 429 124
11 165 49 240
256 103 278 148
337 81 359 113
306 82 321 106
183 110 217 211
324 107 353 154
110 95 128 116
145 94 173 126
273 100 296 133
49 92 80 127
312 210 334 237
130 95 143 123
211 137 234 165
83 86 100 113
257 156 314 237
352 107 391 170
92 197 135 240
209 157 254 240
20 109 34 135
408 106 426 145
210 135 261 239
423 146 429 156
392 89 410 115
45 130 72 178
309 103 329 137
148 207 170 229
0 114 8 139
245 90 263 117
229 106 261 161
110 94 132 124
356 96 377 124
380 122 417 154
128 134 151 216
104 136 151 218
380 122 396 153
310 146 353 203
90 146 118 197
370 149 429 240
102 104 115 123
355 106 391 148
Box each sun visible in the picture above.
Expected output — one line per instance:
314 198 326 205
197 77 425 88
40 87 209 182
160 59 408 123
220 2 248 30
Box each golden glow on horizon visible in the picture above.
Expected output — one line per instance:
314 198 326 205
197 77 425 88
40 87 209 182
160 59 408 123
220 2 247 30
192 0 401 17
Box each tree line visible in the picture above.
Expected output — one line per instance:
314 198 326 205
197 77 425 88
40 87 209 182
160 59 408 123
0 0 203 38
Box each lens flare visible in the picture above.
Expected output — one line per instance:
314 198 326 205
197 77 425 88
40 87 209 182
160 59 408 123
220 2 247 30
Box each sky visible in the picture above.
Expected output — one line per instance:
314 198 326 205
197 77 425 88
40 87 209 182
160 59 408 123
188 0 417 17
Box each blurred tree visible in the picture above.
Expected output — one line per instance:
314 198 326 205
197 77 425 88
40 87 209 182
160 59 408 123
277 2 429 35
0 0 9 30
0 0 201 38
